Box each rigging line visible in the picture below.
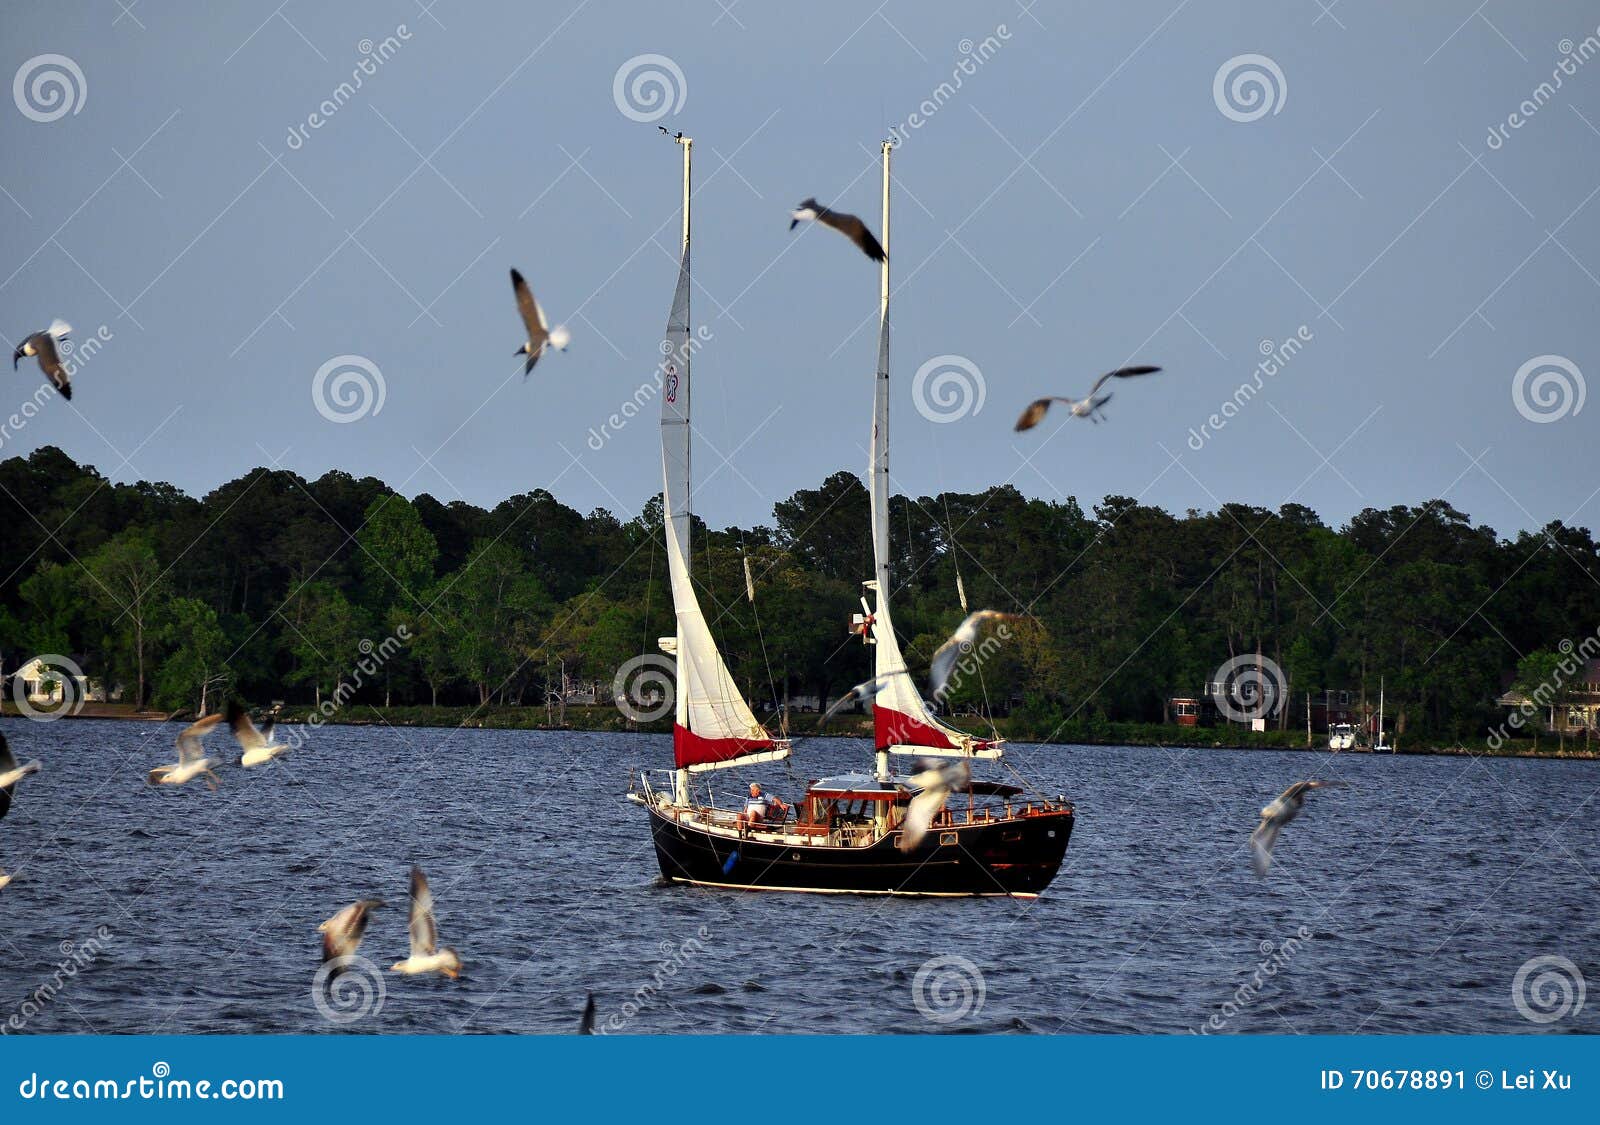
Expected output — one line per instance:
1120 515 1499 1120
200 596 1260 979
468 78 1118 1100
740 535 783 736
928 429 1001 739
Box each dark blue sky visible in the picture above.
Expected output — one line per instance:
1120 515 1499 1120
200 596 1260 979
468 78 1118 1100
2 1 1597 535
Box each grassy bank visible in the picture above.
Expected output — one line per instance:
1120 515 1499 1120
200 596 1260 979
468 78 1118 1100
216 703 1600 760
8 701 1595 759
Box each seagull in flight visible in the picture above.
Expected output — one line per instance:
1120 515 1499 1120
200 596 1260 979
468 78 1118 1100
1015 365 1162 431
929 610 1025 699
147 714 223 790
1250 779 1350 877
510 268 570 376
12 319 73 400
789 198 886 262
319 898 384 967
819 674 895 730
0 732 42 822
228 702 288 767
899 759 970 852
390 865 463 979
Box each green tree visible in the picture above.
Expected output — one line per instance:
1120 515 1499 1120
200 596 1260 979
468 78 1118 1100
84 531 168 708
283 582 365 706
155 597 233 715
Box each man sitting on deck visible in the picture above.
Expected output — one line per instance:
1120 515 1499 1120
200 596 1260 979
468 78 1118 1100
736 782 789 831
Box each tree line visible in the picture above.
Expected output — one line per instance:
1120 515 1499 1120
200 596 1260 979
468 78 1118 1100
0 445 1594 741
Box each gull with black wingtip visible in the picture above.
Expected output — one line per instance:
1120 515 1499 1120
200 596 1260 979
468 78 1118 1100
147 714 223 790
12 319 73 400
789 197 886 262
510 268 570 376
1015 365 1162 430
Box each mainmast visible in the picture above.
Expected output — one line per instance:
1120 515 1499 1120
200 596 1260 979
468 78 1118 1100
862 142 999 772
670 134 691 805
658 135 784 802
872 140 892 780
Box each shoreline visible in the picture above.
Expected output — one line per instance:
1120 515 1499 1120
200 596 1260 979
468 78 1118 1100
7 703 1596 760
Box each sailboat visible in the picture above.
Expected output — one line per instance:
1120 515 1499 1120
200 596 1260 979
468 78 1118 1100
1372 678 1393 752
630 139 1074 897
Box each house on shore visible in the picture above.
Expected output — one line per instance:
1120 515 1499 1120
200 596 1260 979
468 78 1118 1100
1495 658 1600 736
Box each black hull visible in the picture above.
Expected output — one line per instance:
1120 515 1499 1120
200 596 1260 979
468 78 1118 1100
646 805 1074 897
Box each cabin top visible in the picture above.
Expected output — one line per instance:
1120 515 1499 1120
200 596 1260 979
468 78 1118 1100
802 772 1025 803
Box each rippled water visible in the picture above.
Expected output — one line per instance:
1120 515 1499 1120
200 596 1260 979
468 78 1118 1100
0 719 1595 1034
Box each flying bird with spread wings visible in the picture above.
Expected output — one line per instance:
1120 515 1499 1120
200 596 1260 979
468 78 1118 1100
390 865 463 979
789 198 886 262
899 759 971 852
818 675 894 730
228 702 287 767
1015 365 1163 431
147 714 224 790
509 268 570 376
12 319 73 400
928 610 1025 700
318 898 384 967
1250 779 1350 877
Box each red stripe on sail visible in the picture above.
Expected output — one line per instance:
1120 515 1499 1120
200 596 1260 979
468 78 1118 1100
875 704 961 752
673 724 775 769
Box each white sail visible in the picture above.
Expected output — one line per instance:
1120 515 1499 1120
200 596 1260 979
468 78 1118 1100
659 137 781 772
866 141 979 757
